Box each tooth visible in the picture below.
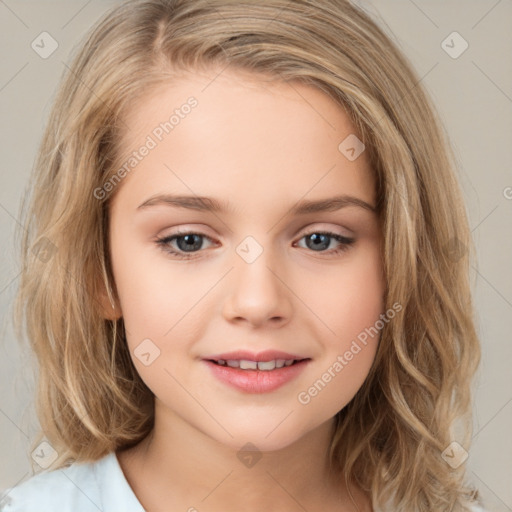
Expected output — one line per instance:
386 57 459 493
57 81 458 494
284 359 295 366
275 359 285 368
257 360 276 371
217 359 226 365
239 360 258 370
226 360 240 368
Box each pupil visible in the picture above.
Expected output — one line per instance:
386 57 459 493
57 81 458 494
308 233 329 251
178 234 202 252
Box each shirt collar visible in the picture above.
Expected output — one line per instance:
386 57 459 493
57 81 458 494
96 452 146 512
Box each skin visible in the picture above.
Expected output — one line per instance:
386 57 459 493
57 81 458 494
102 65 384 512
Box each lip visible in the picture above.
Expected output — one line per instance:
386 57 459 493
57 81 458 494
204 350 308 362
203 357 311 394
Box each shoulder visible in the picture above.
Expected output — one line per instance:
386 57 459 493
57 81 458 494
0 452 144 512
0 456 102 512
469 503 488 512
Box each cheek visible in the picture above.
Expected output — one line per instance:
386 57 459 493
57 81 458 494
340 255 384 339
303 243 385 343
109 230 215 378
297 340 378 418
109 243 198 392
297 245 384 405
109 228 182 341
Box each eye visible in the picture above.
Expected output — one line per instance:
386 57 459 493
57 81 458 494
155 229 355 260
155 231 216 260
294 231 355 255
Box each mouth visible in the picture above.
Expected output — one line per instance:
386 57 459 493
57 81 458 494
206 358 310 370
203 357 312 393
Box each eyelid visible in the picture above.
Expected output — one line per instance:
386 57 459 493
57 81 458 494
295 223 353 239
155 224 356 261
156 224 216 240
155 228 217 248
158 223 353 244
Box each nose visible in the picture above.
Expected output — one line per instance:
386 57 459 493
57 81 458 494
222 246 293 328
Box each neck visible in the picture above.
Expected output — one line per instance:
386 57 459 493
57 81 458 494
117 403 366 512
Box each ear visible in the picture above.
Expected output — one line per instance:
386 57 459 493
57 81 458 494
95 273 123 321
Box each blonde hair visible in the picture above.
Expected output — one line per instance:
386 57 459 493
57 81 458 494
14 0 483 510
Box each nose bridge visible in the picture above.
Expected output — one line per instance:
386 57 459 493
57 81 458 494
234 233 281 294
223 234 292 325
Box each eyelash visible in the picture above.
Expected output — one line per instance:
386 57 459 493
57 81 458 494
155 229 355 260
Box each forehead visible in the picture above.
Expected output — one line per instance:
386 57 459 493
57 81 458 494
111 66 375 212
120 66 358 147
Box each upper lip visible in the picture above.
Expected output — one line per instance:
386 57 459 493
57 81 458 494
204 350 309 362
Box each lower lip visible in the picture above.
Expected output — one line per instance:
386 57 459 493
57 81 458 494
203 359 311 393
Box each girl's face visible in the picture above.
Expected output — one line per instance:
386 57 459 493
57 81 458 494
107 67 385 452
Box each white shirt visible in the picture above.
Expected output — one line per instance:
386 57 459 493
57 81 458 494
0 451 488 512
0 452 144 512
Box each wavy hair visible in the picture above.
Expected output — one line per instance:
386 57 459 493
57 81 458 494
14 0 482 510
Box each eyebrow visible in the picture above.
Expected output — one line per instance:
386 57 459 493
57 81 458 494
137 194 377 214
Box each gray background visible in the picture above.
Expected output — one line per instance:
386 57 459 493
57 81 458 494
1 1 511 510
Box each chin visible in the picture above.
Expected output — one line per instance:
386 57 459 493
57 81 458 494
206 420 316 454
